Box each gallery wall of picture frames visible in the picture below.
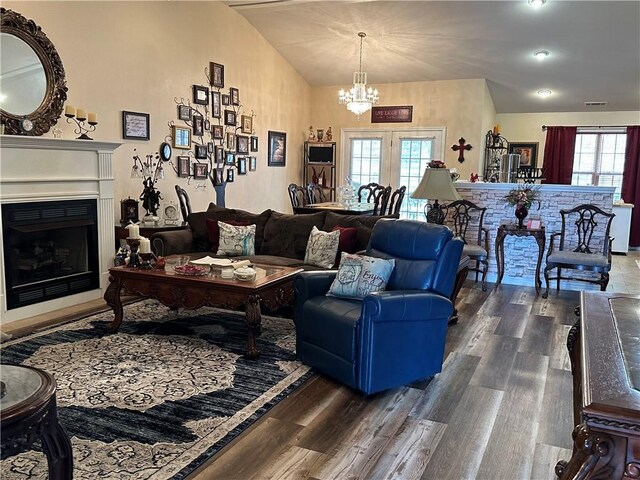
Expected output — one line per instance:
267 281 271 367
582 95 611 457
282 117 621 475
165 61 258 192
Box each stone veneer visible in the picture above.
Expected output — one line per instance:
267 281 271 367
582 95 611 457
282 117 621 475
448 182 615 292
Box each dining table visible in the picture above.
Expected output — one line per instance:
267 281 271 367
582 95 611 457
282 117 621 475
294 201 376 215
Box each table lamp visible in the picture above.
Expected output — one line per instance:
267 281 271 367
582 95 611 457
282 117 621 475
411 168 462 224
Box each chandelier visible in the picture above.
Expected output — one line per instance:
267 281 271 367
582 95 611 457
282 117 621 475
338 32 379 117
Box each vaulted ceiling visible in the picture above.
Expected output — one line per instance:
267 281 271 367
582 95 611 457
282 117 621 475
226 0 640 114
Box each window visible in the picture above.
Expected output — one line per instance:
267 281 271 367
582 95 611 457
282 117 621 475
398 138 433 220
572 130 626 200
349 138 381 189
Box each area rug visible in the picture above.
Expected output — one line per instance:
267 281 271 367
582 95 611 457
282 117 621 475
0 300 311 479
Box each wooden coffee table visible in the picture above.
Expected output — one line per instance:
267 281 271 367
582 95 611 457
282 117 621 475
104 257 302 358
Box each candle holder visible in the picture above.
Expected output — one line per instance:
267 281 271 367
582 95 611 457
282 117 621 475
139 252 155 270
126 237 141 268
66 113 97 140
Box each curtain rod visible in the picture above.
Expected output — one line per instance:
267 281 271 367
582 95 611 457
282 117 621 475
541 125 631 131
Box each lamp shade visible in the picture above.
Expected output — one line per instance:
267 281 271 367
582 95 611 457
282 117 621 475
410 168 462 201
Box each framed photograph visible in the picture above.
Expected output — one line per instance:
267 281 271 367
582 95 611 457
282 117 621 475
207 142 214 153
225 151 235 166
222 94 230 106
212 124 223 139
230 87 240 106
177 105 191 121
237 157 247 175
195 144 208 159
226 168 235 183
215 145 224 163
226 132 236 150
194 162 208 179
192 85 209 105
268 130 286 167
210 62 224 88
224 109 236 126
177 156 191 177
204 119 210 131
237 135 249 154
241 115 252 134
211 91 221 119
193 115 204 137
249 156 256 171
172 125 191 149
508 142 539 169
250 136 258 152
122 111 150 140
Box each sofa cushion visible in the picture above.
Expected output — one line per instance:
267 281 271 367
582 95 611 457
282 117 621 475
322 212 390 252
261 211 326 259
188 205 238 251
331 226 358 255
230 209 272 253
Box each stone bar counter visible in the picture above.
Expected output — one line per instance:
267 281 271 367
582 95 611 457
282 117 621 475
448 182 615 292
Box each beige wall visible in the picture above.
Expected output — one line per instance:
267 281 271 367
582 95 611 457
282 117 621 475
310 79 492 182
3 1 311 215
496 111 640 168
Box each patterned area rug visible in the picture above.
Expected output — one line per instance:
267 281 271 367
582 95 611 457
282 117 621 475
0 300 311 479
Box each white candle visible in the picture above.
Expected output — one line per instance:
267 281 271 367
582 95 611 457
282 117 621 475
125 223 140 239
87 112 97 123
139 237 151 254
76 108 87 120
65 104 75 116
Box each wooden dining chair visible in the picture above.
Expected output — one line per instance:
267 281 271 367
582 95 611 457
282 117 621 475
385 186 407 216
288 183 308 213
174 185 192 222
357 183 391 215
307 183 327 204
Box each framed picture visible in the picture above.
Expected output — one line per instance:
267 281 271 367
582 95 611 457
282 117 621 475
241 115 252 134
172 125 191 149
222 94 230 106
250 136 258 152
226 168 235 183
237 157 247 175
194 162 208 179
224 109 236 126
268 130 286 167
225 151 235 165
177 105 191 121
212 124 223 139
215 145 224 163
193 115 204 136
210 62 224 88
249 156 256 171
177 156 190 177
212 167 224 186
508 142 539 169
195 144 208 159
237 135 249 154
122 111 150 140
204 119 210 131
211 91 221 118
230 87 240 106
192 85 209 105
226 132 236 150
207 142 214 153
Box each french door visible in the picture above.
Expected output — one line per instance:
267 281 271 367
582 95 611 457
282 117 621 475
341 128 445 219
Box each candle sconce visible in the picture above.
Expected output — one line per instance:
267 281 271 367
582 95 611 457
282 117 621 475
65 109 97 140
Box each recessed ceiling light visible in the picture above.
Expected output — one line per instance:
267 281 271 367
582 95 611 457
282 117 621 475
537 89 552 98
533 50 549 60
528 0 546 8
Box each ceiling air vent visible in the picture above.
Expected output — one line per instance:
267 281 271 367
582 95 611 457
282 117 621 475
584 101 608 107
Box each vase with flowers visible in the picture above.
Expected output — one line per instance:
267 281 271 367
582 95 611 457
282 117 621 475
503 185 540 228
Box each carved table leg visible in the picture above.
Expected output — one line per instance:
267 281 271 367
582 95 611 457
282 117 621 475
245 295 262 358
40 398 73 480
534 232 545 294
104 275 123 332
495 229 506 287
449 265 468 325
556 423 618 479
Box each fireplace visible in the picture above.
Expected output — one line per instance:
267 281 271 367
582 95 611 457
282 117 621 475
2 199 99 310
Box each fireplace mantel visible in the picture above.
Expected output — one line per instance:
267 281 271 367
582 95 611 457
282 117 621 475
0 135 122 325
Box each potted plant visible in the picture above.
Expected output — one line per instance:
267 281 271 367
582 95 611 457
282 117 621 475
503 185 540 228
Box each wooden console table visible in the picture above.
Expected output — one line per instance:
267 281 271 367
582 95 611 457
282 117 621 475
556 292 640 479
494 224 545 293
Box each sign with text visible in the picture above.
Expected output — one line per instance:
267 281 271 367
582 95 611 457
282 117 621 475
371 106 413 123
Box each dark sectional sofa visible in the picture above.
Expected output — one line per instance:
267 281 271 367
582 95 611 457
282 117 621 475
152 203 395 269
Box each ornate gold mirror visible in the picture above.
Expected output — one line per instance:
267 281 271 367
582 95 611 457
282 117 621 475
0 8 67 135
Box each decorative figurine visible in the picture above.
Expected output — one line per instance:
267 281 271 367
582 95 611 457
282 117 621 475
316 129 324 142
326 126 333 141
470 172 479 183
308 125 316 141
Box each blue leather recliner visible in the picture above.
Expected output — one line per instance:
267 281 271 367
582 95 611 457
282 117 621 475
294 218 464 395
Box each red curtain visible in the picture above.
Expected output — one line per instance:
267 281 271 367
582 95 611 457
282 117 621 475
542 126 577 184
621 126 640 247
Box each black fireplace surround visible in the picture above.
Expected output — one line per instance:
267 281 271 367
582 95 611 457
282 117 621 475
2 199 99 310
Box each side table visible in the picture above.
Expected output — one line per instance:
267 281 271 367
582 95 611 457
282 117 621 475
114 222 187 252
1 364 73 479
495 224 546 293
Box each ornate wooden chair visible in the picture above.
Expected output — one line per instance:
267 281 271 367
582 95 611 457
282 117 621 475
307 183 327 204
288 183 308 213
385 186 407 216
357 183 391 215
542 204 615 298
174 185 192 222
445 199 489 290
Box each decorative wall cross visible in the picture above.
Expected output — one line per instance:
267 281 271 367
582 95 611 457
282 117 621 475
452 137 472 163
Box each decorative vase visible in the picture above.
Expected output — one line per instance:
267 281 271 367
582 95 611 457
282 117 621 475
312 167 318 184
321 170 327 187
515 203 529 228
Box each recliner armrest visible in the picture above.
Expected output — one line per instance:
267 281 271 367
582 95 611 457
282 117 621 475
362 290 453 323
294 271 338 318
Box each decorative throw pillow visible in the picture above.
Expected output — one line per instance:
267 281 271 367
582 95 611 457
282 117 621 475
328 253 395 299
216 222 256 256
207 219 250 253
331 226 358 255
304 226 340 268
